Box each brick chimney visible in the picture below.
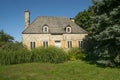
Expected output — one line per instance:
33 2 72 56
25 10 30 28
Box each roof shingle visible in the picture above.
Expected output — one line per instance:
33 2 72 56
22 16 87 34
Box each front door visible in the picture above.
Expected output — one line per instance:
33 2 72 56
55 41 61 48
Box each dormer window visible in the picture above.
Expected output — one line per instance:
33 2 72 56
43 25 49 32
66 26 71 33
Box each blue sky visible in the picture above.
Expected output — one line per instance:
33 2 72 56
0 0 93 42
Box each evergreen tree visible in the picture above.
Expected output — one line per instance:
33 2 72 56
85 0 120 66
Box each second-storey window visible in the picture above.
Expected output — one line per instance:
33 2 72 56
66 27 71 33
43 25 49 32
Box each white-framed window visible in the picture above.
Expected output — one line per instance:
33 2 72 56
30 41 36 49
43 25 49 32
78 40 84 48
43 41 48 47
68 40 72 48
55 40 61 48
66 27 71 33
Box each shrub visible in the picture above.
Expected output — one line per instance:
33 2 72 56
0 49 32 65
67 48 86 61
13 50 32 64
0 45 68 65
0 42 32 65
31 46 67 63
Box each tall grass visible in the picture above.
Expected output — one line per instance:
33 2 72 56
0 42 86 65
31 46 67 63
0 49 31 65
0 46 68 65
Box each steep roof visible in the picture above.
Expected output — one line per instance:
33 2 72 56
22 16 87 34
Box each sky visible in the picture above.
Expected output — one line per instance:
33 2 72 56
0 0 93 42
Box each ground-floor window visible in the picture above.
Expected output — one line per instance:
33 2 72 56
55 40 61 48
43 41 48 47
30 42 36 49
68 40 72 48
78 40 83 48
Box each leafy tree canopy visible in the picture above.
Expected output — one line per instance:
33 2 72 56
0 30 14 42
75 6 95 32
78 0 120 66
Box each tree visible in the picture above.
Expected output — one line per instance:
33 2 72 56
0 30 14 48
0 30 14 42
85 0 120 66
75 6 95 32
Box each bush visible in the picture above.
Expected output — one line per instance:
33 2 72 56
0 48 32 65
31 46 67 63
67 48 86 61
0 42 32 65
0 45 68 65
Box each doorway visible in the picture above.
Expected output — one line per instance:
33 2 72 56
55 40 61 48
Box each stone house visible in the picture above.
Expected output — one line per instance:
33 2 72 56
22 10 87 49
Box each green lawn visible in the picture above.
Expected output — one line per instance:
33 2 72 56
0 60 120 80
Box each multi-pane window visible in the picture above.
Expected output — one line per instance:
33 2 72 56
66 27 71 33
30 42 36 49
68 41 72 48
78 40 83 48
43 41 48 47
43 26 48 32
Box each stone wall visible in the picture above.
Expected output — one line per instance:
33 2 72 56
22 33 87 49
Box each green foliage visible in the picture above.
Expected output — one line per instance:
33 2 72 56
67 48 86 61
83 0 120 67
0 30 33 65
31 46 67 63
0 43 31 65
75 7 95 32
0 45 68 65
0 30 14 42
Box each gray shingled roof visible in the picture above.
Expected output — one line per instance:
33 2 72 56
22 16 87 34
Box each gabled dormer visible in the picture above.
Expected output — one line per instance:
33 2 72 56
65 25 72 33
42 24 49 33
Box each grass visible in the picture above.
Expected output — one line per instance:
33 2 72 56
0 60 120 80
